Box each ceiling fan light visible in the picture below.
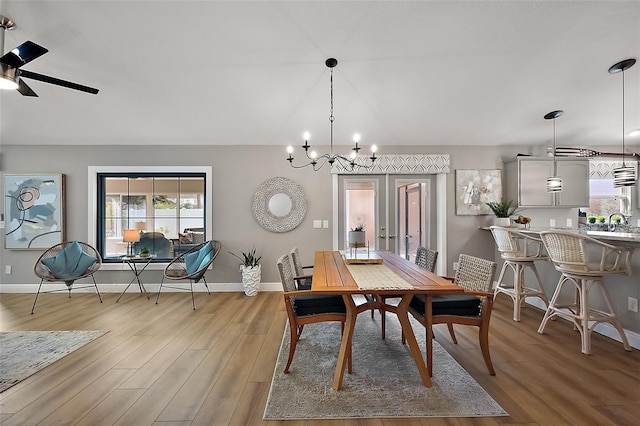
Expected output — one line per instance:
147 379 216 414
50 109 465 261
546 176 563 192
0 65 18 90
613 166 636 187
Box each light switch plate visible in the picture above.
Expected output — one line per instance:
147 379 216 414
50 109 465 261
566 218 572 228
323 220 329 228
313 220 322 229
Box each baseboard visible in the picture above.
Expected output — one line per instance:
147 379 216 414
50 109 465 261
0 281 283 294
2 282 638 350
525 298 640 351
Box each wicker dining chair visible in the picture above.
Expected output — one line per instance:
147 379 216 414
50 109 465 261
32 241 103 314
490 226 549 321
538 230 633 354
156 240 221 310
276 253 351 374
408 253 497 375
378 247 438 339
290 247 313 290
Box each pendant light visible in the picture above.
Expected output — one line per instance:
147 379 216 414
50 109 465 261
545 110 563 193
609 58 636 187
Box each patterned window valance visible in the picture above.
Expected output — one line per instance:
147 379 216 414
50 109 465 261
589 160 639 179
331 154 450 174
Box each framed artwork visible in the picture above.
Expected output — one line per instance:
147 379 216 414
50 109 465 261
455 169 502 215
4 174 66 249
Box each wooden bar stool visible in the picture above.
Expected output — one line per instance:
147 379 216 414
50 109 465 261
490 226 549 321
538 230 634 354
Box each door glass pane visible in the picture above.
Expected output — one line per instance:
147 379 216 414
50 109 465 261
345 181 375 250
398 182 426 261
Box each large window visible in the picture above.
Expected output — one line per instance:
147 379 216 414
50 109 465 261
90 167 211 263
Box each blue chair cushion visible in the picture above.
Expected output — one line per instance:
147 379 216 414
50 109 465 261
293 294 346 317
410 294 481 317
41 241 97 281
185 242 213 275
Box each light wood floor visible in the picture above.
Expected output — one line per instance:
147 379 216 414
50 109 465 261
1 290 638 425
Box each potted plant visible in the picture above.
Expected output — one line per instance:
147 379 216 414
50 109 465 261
348 224 366 248
611 215 622 224
587 215 597 224
139 246 150 258
486 199 519 226
597 215 606 224
229 246 262 296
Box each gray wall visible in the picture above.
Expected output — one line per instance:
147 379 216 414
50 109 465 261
2 143 639 337
0 143 504 286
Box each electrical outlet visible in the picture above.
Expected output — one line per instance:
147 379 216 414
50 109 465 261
549 219 556 228
566 218 572 228
5 265 11 274
453 262 459 271
323 220 329 229
628 297 639 313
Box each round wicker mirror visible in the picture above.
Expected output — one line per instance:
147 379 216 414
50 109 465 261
252 177 307 232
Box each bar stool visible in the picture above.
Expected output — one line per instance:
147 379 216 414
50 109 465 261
490 226 549 321
538 230 634 354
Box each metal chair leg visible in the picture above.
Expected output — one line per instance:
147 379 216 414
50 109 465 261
155 277 165 304
31 280 44 314
190 280 196 310
92 275 103 303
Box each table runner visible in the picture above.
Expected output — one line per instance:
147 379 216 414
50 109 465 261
345 263 413 290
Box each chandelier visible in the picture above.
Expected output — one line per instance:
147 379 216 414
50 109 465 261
286 58 378 171
609 58 636 187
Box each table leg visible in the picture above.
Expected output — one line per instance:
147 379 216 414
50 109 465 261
333 294 357 391
396 294 432 387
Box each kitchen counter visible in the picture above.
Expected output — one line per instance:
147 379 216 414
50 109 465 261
482 226 640 244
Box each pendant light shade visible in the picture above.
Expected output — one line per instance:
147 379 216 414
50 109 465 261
544 110 563 193
609 58 637 187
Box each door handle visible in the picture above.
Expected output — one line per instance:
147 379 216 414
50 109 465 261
388 235 396 239
379 235 386 238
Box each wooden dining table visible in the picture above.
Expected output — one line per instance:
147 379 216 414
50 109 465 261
312 250 463 390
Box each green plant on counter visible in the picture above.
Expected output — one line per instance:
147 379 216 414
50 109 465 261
597 216 606 223
611 215 622 223
587 216 596 224
350 223 365 232
486 199 519 218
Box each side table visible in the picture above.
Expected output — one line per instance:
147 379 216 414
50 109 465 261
116 255 154 302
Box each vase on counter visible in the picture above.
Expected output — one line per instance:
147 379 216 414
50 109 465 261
493 217 511 227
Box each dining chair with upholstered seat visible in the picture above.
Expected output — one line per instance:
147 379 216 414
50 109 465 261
276 253 351 374
290 247 313 290
408 253 497 375
156 240 221 310
490 226 549 321
538 230 633 354
32 241 103 314
378 247 438 339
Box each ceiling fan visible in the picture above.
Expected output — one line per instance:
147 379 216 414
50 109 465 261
0 15 99 97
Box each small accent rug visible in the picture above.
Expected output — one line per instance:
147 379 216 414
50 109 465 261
0 330 108 393
264 316 507 420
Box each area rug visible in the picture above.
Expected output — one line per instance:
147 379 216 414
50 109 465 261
0 330 108 393
264 315 507 420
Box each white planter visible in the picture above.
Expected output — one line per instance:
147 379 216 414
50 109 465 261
493 217 511 227
348 231 366 247
241 264 261 296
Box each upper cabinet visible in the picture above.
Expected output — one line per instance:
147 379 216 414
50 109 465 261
506 157 589 208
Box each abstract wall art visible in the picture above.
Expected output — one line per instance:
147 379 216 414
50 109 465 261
4 174 66 249
455 169 502 215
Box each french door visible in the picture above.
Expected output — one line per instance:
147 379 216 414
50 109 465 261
337 175 435 259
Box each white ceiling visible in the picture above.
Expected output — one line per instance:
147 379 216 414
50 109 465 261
1 0 639 150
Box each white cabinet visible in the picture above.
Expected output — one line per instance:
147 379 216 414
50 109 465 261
508 158 589 208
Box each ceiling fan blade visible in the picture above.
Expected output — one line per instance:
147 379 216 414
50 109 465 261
19 69 99 94
17 78 38 97
0 41 48 68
